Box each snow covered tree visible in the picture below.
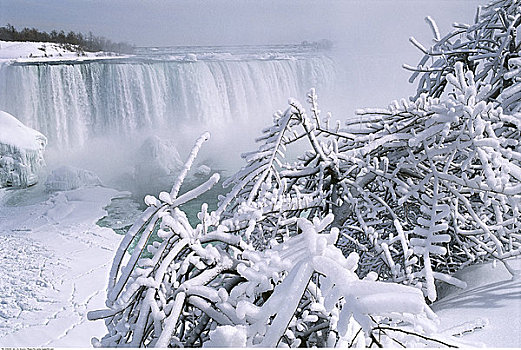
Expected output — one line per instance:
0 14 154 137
88 133 459 348
90 1 521 346
406 0 521 112
89 61 521 349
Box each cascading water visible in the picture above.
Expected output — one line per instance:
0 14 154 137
0 46 335 150
0 45 336 226
0 44 336 241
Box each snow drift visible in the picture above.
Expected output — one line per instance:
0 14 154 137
0 110 46 188
433 258 521 347
0 40 105 62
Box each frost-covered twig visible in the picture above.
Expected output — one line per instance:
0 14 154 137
407 0 521 112
90 127 442 348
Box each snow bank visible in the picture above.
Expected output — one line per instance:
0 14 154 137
0 110 47 188
0 185 124 346
0 40 126 63
0 111 46 151
433 258 521 347
45 166 102 192
0 41 80 60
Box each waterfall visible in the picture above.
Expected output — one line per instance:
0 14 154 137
0 56 335 149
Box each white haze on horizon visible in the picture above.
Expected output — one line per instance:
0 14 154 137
0 0 483 108
0 0 484 189
0 1 482 46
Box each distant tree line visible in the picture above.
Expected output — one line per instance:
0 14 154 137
0 24 134 54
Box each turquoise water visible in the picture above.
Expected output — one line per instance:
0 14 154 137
96 195 142 235
96 173 229 258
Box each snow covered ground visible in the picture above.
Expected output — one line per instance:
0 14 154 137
0 110 46 152
433 258 521 347
0 40 127 63
0 184 124 347
0 168 519 347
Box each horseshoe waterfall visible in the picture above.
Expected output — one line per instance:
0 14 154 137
0 48 335 150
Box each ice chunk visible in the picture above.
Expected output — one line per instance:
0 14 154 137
133 136 184 195
195 164 211 177
183 53 197 62
0 110 47 188
45 165 102 192
135 136 183 178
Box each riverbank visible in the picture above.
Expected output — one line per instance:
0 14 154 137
0 40 129 63
0 184 124 346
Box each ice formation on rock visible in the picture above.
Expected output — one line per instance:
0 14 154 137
45 165 102 192
132 136 183 192
0 110 46 188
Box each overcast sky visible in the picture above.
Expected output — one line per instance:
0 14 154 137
1 0 482 48
0 0 485 112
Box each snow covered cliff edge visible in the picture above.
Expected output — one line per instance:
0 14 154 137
0 110 47 187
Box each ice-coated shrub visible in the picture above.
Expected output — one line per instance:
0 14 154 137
89 1 521 346
406 0 521 112
341 63 521 300
89 134 457 348
218 65 520 304
90 64 521 348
